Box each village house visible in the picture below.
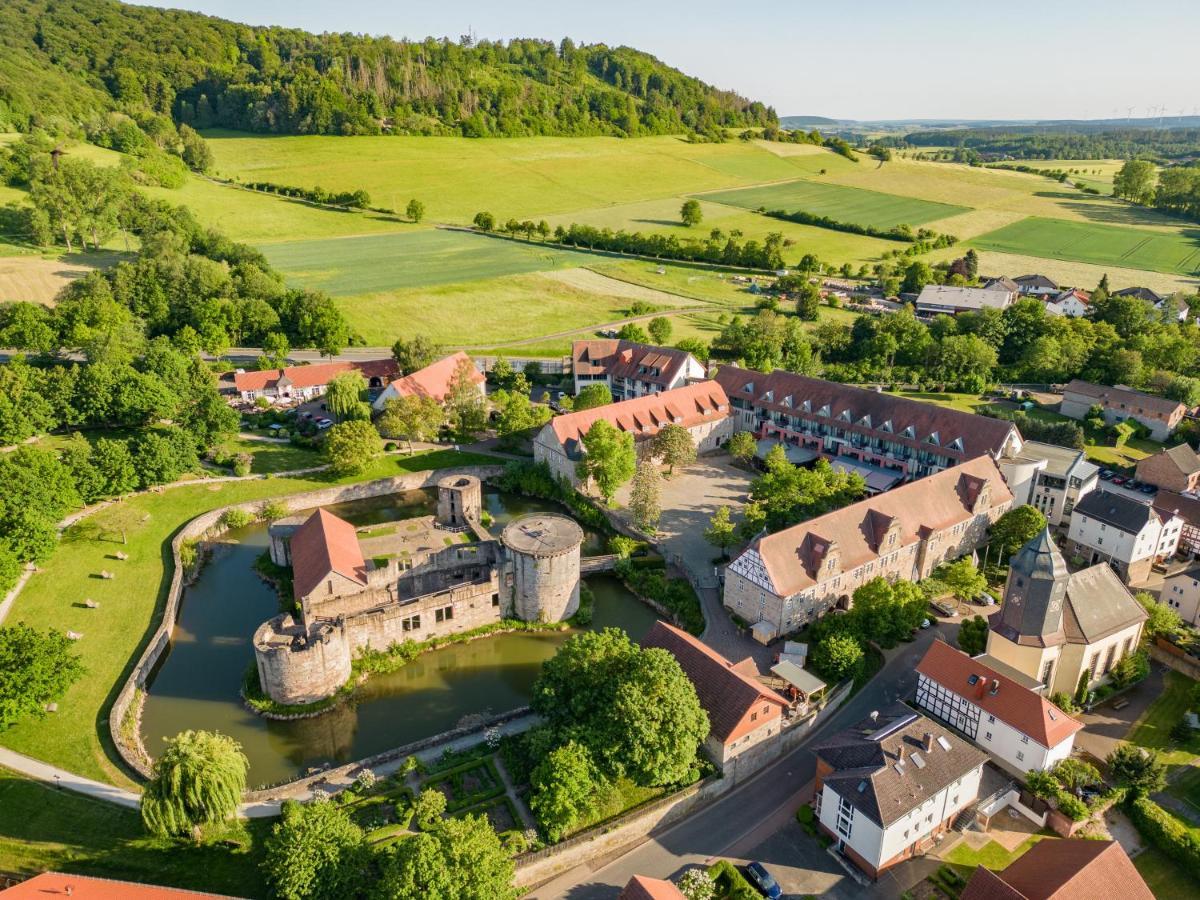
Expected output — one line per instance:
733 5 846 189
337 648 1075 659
812 704 987 880
1013 274 1060 297
960 838 1153 900
618 875 686 900
532 380 733 487
1112 285 1189 322
724 456 1013 642
915 284 1017 317
1044 288 1090 318
1160 565 1200 626
715 366 1022 485
571 339 705 401
1135 443 1200 493
641 620 789 768
1058 379 1187 441
370 351 485 411
0 872 234 899
233 359 398 404
1000 440 1098 527
1155 489 1200 555
983 530 1147 698
914 640 1082 775
1065 489 1182 583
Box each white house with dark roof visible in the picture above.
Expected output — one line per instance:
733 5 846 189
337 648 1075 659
1013 274 1060 297
812 704 987 879
915 640 1082 775
1044 288 1091 318
571 339 704 401
1066 489 1182 583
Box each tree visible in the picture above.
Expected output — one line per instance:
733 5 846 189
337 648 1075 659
939 558 986 603
704 506 738 559
651 423 696 475
617 322 650 343
628 460 662 533
178 124 213 172
491 390 550 447
529 740 602 842
377 394 444 453
678 869 717 900
1107 744 1166 797
1052 758 1101 795
375 813 517 900
391 336 441 374
989 506 1047 559
413 787 447 830
1113 159 1157 205
1024 768 1060 801
406 198 425 222
444 358 488 440
260 331 290 369
794 282 821 320
141 730 248 837
810 632 864 682
576 420 636 502
647 316 672 344
573 383 612 411
0 545 20 595
957 615 989 657
324 370 368 421
680 199 703 227
264 799 367 900
0 624 86 730
322 420 380 475
1135 591 1182 638
727 430 757 465
901 261 933 294
473 211 495 231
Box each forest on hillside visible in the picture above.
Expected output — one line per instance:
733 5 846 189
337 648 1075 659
895 126 1200 161
0 0 775 138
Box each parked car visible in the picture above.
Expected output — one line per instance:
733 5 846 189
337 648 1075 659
931 600 957 618
920 618 932 629
316 418 333 430
977 592 998 606
1128 480 1144 491
1140 483 1157 495
1112 476 1127 486
1099 469 1115 481
745 862 782 900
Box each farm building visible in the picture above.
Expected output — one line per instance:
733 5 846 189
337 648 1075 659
371 352 484 411
571 339 705 401
233 359 398 403
916 284 1016 316
1135 443 1200 493
1058 379 1187 441
532 380 733 487
723 456 1012 642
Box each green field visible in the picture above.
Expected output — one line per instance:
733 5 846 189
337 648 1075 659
971 217 1200 277
697 178 970 229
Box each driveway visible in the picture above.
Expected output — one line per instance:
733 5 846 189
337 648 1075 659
1074 665 1165 762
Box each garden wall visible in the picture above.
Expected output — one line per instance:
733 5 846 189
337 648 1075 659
107 465 506 780
1152 638 1200 681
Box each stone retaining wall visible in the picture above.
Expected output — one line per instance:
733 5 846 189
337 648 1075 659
107 465 506 780
1152 638 1200 681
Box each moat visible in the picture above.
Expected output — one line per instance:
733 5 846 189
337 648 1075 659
140 487 658 787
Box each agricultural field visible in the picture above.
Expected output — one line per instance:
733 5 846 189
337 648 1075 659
970 217 1200 277
0 251 125 305
696 178 970 229
1012 158 1127 192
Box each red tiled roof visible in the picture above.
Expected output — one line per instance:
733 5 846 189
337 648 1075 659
916 640 1082 748
741 456 1012 598
290 509 367 601
960 839 1152 900
234 359 397 393
619 875 687 900
641 621 787 744
0 872 235 899
551 381 729 446
572 339 695 387
385 352 484 403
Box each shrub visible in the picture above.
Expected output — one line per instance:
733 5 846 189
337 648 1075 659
232 452 253 476
608 534 641 558
1056 792 1090 822
221 507 256 530
1128 795 1200 871
795 804 818 836
707 860 760 900
1109 650 1150 689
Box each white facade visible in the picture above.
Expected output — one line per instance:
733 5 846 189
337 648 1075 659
1066 507 1182 572
816 766 983 873
1159 570 1200 626
914 673 1074 775
573 354 705 399
1045 295 1089 318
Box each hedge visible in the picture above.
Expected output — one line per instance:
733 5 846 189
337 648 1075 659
708 860 761 900
1128 795 1200 871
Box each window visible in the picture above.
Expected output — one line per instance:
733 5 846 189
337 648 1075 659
492 593 500 607
987 714 995 724
1020 735 1029 744
750 712 758 722
435 605 454 623
401 614 421 632
985 732 992 741
1016 751 1025 762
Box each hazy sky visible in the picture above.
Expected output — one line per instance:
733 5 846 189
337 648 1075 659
143 0 1198 120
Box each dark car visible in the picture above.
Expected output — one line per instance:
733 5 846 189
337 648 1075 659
745 862 782 899
931 599 957 618
1099 469 1115 481
1141 483 1157 495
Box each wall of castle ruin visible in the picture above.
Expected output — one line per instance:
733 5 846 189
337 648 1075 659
255 618 353 706
511 543 581 623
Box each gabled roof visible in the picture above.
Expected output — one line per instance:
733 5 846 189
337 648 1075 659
1072 489 1166 534
984 276 1021 292
1152 443 1200 477
732 456 1011 598
380 352 483 403
960 839 1152 900
814 703 988 827
1014 274 1059 290
572 339 696 387
1062 380 1185 418
0 872 235 899
917 284 1015 311
290 509 367 601
1155 488 1200 525
1112 286 1163 304
549 380 729 448
234 359 397 393
619 874 687 900
1062 564 1147 643
714 366 1019 463
916 640 1082 748
640 620 787 743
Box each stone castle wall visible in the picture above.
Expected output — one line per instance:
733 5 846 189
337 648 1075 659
255 619 353 706
511 545 580 622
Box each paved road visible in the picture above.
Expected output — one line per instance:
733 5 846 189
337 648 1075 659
530 624 958 899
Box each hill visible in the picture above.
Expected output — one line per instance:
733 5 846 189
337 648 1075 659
0 0 774 138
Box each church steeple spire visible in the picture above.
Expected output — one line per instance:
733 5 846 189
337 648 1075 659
994 528 1068 647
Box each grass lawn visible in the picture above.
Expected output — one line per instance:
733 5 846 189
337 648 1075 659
1134 846 1197 900
1128 671 1200 772
0 766 270 897
697 178 970 229
971 217 1200 277
943 832 1048 870
0 449 498 786
215 436 323 474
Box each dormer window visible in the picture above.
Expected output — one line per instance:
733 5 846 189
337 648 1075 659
818 404 831 417
743 383 754 393
948 437 964 452
764 390 774 403
926 432 940 446
801 400 812 413
858 415 872 428
902 425 916 439
880 420 893 433
781 396 792 408
838 409 852 422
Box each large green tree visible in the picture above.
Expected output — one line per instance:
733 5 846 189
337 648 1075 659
529 740 603 842
1113 159 1157 205
444 359 488 440
651 423 696 475
322 420 381 475
324 371 369 421
264 799 368 900
140 730 248 837
0 623 86 730
989 506 1047 559
628 459 662 533
576 420 636 502
939 558 987 603
957 615 989 656
377 394 444 453
1107 744 1166 797
390 336 442 375
573 383 613 411
375 813 517 900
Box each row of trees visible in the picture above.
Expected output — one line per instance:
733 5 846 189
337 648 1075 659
540 223 788 271
1113 159 1200 222
764 208 958 246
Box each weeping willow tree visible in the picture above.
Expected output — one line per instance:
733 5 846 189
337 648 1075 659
141 729 249 837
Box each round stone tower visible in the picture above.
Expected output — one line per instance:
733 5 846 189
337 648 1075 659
502 514 584 623
437 474 482 529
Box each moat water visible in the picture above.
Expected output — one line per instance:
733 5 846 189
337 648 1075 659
139 488 656 787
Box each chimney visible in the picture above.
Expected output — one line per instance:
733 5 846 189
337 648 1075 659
923 732 935 753
896 745 906 763
975 676 989 699
870 710 879 723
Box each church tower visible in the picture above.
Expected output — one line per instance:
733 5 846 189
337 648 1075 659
994 528 1069 647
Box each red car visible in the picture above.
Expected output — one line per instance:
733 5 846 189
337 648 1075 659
1111 476 1127 486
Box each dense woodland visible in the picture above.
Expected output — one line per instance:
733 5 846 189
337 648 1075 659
896 126 1200 161
0 0 774 139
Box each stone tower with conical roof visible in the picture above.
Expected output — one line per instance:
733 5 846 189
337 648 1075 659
994 528 1069 647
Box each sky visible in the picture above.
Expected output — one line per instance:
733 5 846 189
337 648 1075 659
141 0 1199 121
